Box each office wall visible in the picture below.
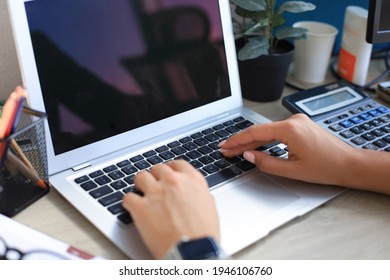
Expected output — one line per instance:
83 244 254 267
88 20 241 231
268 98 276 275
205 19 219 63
283 0 369 52
0 0 22 100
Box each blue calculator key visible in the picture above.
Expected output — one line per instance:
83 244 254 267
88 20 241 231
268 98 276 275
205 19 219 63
377 106 389 114
368 110 381 117
350 116 363 124
340 120 354 128
358 113 372 120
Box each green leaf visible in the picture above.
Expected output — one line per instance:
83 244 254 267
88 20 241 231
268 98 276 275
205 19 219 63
276 27 308 40
238 37 270 60
273 13 285 28
244 18 269 35
230 0 267 12
279 1 316 13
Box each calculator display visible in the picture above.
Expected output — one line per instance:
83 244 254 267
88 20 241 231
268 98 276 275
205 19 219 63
303 90 354 111
295 87 363 116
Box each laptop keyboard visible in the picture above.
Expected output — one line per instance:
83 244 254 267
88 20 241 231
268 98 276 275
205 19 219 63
74 116 286 225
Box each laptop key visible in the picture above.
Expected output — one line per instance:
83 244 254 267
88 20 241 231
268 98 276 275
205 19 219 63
210 151 224 159
147 155 164 165
143 150 157 157
99 191 124 207
89 170 104 178
159 150 176 160
205 134 219 142
236 120 254 130
75 175 89 184
167 141 180 148
175 155 191 162
117 160 131 168
190 160 203 169
111 180 127 190
198 146 213 155
80 181 98 191
117 212 133 225
130 155 144 162
134 160 151 170
90 185 113 199
203 164 219 174
214 159 231 169
171 146 187 155
95 175 112 185
122 165 138 175
108 170 125 180
199 155 214 165
215 130 230 138
108 202 126 215
236 160 256 171
205 166 243 188
103 165 117 173
155 145 169 153
124 175 136 185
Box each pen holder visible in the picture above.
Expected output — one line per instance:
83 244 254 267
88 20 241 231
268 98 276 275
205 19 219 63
0 107 49 217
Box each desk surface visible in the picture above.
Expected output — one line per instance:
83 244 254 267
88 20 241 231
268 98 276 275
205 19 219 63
14 61 390 260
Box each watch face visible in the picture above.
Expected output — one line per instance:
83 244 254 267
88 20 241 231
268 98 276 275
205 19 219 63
178 237 219 260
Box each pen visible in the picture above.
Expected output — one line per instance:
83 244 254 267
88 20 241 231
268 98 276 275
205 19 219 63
6 150 47 190
10 138 35 171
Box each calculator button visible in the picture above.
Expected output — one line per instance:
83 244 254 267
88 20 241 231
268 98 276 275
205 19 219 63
385 147 390 152
370 119 383 127
349 116 363 124
340 131 355 139
360 123 374 130
350 126 365 134
368 110 381 117
361 133 376 141
350 108 362 114
362 143 379 150
377 106 389 114
361 104 373 111
339 120 354 128
358 113 372 121
329 124 344 132
380 115 390 123
373 140 388 148
371 129 385 137
351 137 366 146
383 136 390 143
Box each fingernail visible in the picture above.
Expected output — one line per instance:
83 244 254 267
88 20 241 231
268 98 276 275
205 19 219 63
243 151 255 164
218 140 226 148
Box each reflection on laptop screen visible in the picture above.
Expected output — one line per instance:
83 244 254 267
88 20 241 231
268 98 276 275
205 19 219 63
25 0 231 155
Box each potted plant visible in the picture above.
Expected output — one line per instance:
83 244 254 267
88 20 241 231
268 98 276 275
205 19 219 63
230 0 316 102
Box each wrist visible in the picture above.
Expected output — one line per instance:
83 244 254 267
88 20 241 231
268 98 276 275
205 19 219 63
164 236 225 260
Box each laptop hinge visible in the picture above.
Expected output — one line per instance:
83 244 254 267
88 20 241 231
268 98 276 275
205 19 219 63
72 162 92 172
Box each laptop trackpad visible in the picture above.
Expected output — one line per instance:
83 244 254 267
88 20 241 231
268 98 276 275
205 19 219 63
214 173 301 230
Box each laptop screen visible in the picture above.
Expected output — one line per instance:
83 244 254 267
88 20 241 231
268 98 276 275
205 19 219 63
25 0 231 155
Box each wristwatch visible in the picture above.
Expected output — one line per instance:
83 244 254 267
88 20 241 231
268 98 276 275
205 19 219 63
165 236 225 260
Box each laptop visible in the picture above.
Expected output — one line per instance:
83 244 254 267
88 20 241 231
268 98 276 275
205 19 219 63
8 0 344 259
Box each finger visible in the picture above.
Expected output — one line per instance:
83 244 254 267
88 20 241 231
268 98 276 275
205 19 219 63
244 150 300 180
222 122 284 150
122 192 144 214
149 163 179 180
165 159 197 173
134 170 157 194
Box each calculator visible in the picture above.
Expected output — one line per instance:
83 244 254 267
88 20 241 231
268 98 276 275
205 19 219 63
282 82 390 151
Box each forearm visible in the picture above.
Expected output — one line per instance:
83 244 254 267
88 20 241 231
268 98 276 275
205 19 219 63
341 149 390 195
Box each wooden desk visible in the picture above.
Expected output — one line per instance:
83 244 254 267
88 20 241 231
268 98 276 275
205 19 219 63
14 61 390 260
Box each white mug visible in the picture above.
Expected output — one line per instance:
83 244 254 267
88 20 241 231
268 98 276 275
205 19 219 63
293 21 338 84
